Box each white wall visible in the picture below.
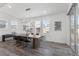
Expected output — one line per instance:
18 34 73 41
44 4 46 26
45 13 70 45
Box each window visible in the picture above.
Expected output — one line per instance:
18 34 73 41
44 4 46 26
35 20 41 34
42 19 50 34
10 21 17 29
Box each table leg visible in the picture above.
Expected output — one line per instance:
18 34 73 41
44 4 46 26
32 38 39 49
32 38 36 49
2 36 5 42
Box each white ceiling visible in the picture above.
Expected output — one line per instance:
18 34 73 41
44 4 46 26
0 3 70 19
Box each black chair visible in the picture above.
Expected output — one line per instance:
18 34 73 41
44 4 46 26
14 36 31 47
2 34 14 42
19 37 31 48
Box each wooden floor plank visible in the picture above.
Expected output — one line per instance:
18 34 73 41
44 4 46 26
0 40 74 56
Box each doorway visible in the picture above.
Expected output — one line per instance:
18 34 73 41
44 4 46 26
69 4 78 55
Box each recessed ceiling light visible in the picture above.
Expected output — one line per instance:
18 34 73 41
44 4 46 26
43 10 47 14
8 5 12 8
7 3 12 8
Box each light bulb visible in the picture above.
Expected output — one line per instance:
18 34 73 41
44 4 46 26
7 3 12 8
8 5 12 8
43 10 47 14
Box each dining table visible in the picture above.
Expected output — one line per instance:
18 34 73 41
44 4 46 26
13 34 41 49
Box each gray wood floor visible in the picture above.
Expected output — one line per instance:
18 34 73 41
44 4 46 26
0 40 74 56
